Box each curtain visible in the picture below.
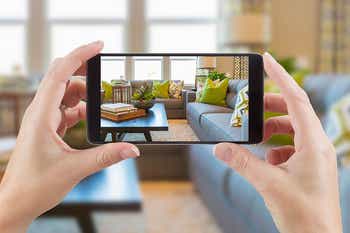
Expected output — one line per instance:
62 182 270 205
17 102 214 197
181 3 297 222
319 0 350 73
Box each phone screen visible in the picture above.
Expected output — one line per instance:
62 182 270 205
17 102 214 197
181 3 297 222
88 54 263 144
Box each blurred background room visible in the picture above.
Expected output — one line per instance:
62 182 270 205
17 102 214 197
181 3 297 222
0 0 350 233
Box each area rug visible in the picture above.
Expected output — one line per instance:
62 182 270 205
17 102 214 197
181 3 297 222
106 120 200 142
28 182 221 233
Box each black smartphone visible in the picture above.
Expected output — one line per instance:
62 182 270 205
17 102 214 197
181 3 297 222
87 53 263 144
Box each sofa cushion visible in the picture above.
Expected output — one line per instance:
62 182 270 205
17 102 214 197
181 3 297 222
154 98 183 109
226 92 237 109
200 113 245 141
236 79 249 92
303 75 350 114
225 171 260 224
187 102 233 123
325 78 350 108
226 79 249 109
190 145 231 192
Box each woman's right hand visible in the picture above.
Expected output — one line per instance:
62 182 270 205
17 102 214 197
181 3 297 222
214 53 342 233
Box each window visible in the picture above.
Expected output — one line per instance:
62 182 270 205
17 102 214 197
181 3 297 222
134 57 162 80
1 1 221 81
147 0 218 52
147 0 217 19
101 57 125 83
0 0 27 75
48 0 126 19
150 25 216 52
170 57 197 84
48 0 126 60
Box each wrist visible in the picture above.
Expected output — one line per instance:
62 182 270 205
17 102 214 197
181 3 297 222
283 208 342 233
0 193 32 233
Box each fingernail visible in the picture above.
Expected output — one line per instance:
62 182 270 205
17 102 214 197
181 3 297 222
90 40 104 47
214 144 233 163
119 146 140 159
263 52 272 58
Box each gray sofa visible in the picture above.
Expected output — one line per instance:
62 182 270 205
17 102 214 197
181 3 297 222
188 75 350 233
130 80 186 119
185 79 249 141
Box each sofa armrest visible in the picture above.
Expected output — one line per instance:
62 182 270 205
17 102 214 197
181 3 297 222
183 90 196 116
184 90 196 103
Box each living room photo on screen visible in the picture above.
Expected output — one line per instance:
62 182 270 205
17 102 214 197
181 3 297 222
100 55 249 143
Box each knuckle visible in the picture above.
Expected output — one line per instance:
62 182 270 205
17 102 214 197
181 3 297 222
320 142 336 158
265 118 278 132
231 153 250 173
292 88 310 104
96 151 112 169
52 57 64 67
265 118 274 127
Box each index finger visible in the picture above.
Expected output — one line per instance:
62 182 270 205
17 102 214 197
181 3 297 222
263 53 324 144
35 41 103 112
264 93 288 113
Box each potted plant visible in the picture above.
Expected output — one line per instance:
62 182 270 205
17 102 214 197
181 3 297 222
207 71 229 81
131 85 155 111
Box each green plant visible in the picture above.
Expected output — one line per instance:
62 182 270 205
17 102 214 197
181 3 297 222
207 71 228 81
132 85 154 102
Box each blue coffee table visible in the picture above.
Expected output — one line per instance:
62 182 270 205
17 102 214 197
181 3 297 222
42 159 141 233
101 103 169 142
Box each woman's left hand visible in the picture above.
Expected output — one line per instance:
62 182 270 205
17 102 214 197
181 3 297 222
0 41 140 233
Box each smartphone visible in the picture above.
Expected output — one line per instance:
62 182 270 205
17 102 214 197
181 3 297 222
87 53 263 144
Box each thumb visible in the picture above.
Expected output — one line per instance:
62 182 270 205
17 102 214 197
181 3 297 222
213 143 279 193
72 142 140 177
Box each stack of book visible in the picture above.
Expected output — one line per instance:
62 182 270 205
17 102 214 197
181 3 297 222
101 103 146 122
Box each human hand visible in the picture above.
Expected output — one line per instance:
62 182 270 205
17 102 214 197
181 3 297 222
0 41 140 233
214 53 342 233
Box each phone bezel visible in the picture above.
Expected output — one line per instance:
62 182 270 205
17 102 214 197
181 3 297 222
87 53 263 145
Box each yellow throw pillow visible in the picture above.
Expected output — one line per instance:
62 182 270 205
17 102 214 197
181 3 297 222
152 80 170 98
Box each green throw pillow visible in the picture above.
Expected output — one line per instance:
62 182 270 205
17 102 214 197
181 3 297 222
152 80 170 98
199 78 229 106
101 81 113 102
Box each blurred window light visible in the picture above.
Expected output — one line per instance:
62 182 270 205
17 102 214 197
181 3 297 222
0 0 27 75
48 0 126 19
0 26 25 75
48 0 127 61
134 57 162 80
147 0 217 19
50 25 123 59
0 0 27 19
170 57 197 85
149 25 216 52
101 57 126 83
147 0 218 52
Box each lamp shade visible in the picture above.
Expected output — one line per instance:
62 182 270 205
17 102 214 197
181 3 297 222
197 57 216 69
223 13 270 45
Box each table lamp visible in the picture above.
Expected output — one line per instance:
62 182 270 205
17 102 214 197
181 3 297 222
221 13 270 52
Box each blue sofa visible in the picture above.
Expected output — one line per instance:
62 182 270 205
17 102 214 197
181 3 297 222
185 79 249 142
188 75 350 233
